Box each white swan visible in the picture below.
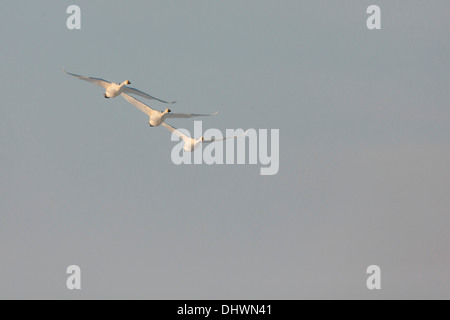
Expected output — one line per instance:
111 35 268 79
161 122 248 152
64 70 176 103
121 93 217 127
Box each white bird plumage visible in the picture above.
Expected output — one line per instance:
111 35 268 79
121 93 218 127
64 70 176 103
63 70 245 153
161 122 248 152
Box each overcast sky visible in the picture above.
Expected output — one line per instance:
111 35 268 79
0 1 449 299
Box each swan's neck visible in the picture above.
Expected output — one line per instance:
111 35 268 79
190 140 201 151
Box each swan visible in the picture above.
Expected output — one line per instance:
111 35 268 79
121 93 217 127
161 122 248 152
64 70 176 103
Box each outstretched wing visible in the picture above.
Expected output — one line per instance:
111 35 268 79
123 86 176 104
165 111 218 119
161 122 188 140
203 130 248 144
120 93 157 117
63 70 111 89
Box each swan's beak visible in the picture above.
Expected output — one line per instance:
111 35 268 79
201 137 204 141
126 81 131 84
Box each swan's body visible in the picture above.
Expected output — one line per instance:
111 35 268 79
161 122 248 152
121 93 217 127
64 70 175 103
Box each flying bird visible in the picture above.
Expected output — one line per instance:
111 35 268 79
121 93 217 127
161 122 248 152
63 70 176 103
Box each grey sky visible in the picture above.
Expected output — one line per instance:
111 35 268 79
0 1 449 299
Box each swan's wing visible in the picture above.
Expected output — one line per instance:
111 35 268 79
165 111 218 119
63 70 111 89
203 130 249 144
123 86 176 104
120 93 157 117
161 122 188 140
